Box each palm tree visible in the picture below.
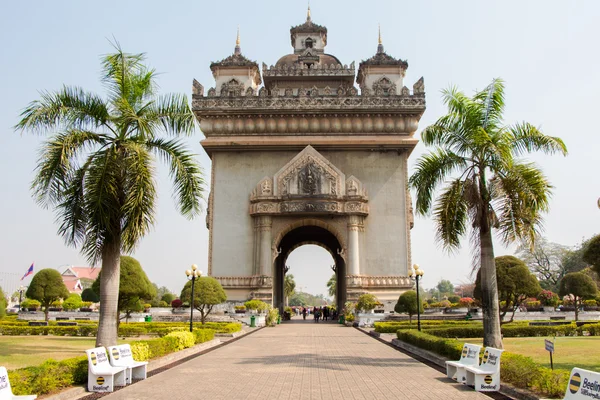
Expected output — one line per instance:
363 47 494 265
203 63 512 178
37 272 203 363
327 274 336 299
15 45 205 347
409 79 566 348
284 274 296 306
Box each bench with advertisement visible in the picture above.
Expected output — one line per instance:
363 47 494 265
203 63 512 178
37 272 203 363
85 347 127 393
465 347 504 392
445 343 482 383
0 367 37 399
548 368 600 400
107 344 148 384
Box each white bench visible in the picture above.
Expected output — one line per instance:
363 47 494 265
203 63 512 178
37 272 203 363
0 367 36 400
445 343 482 383
465 347 504 392
85 347 127 393
546 368 600 400
107 344 148 384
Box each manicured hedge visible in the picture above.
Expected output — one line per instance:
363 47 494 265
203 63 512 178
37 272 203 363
423 323 598 338
0 321 241 337
395 329 570 398
7 328 217 396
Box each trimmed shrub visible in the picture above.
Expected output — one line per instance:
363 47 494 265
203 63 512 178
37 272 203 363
7 356 88 396
193 328 215 344
164 331 195 351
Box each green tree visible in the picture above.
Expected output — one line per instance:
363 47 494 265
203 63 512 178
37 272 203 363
436 279 454 297
81 288 100 303
92 256 156 326
26 268 70 321
16 46 205 346
559 272 598 321
284 274 296 306
583 234 600 276
0 287 6 319
327 274 337 298
161 293 175 305
409 79 567 348
474 256 541 323
63 293 83 310
395 291 424 323
289 292 307 306
180 277 226 324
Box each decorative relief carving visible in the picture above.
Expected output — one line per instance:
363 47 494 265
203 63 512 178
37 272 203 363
192 79 204 96
281 201 339 213
413 77 425 94
220 79 244 97
274 146 344 197
216 276 273 289
401 86 410 96
345 275 413 288
298 162 321 195
345 176 367 197
207 88 216 97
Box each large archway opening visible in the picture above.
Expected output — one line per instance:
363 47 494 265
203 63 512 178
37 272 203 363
274 225 346 315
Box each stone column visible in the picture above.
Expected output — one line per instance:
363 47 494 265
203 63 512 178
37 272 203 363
347 215 362 276
257 216 272 276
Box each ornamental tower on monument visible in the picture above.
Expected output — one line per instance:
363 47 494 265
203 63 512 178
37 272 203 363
192 10 426 312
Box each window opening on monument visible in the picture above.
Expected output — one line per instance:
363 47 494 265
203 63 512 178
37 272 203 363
282 244 338 320
305 37 313 48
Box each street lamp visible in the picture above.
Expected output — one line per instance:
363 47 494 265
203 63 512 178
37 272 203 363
408 263 424 331
185 264 202 332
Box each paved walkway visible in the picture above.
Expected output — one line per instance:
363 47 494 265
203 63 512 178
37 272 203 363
104 321 489 400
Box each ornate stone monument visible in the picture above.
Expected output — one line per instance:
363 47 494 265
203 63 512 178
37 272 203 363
192 10 426 312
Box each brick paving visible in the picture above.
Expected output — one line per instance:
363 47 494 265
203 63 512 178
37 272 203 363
103 321 490 400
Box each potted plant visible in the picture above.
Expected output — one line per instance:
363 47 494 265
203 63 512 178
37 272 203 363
79 301 93 312
22 299 41 311
538 290 559 312
143 303 151 313
234 305 246 314
584 299 598 311
525 299 542 311
244 299 268 314
356 294 379 314
48 299 63 312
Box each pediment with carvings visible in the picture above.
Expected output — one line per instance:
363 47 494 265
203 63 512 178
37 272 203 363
274 145 344 197
250 146 368 216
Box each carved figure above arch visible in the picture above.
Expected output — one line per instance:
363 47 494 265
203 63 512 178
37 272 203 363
274 145 344 197
220 79 244 97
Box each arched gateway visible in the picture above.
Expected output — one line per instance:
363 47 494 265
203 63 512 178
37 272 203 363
192 11 426 312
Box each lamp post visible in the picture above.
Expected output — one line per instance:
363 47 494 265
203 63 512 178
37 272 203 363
185 264 202 332
408 263 424 331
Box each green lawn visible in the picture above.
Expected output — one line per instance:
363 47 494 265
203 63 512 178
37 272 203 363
461 337 600 372
0 336 136 370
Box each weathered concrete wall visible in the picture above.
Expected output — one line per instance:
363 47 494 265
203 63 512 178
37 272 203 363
210 149 409 278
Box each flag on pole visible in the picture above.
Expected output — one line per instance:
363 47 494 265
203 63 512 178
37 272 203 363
21 263 34 280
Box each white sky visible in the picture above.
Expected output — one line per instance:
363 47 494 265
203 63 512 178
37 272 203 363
1 1 599 298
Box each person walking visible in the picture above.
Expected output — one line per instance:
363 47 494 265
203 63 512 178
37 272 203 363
302 307 307 320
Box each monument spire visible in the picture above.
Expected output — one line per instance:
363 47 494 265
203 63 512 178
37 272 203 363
307 3 312 22
234 26 241 55
377 24 384 54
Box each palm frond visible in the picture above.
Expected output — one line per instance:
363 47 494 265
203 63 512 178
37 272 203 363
120 142 157 253
508 122 568 157
409 149 469 215
432 178 469 250
473 78 505 130
146 94 196 136
32 130 108 207
15 86 110 134
147 138 205 218
56 156 93 248
82 147 122 264
492 162 552 247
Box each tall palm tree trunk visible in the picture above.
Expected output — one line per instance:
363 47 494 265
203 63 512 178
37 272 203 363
96 239 121 347
480 227 503 348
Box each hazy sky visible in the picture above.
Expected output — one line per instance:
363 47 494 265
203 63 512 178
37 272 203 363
1 1 599 298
